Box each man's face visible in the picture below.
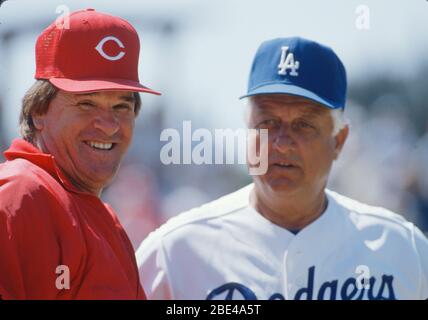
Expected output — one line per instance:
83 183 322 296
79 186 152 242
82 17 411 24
248 94 348 197
33 90 137 195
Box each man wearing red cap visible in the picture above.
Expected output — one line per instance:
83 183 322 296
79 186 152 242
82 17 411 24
0 9 160 299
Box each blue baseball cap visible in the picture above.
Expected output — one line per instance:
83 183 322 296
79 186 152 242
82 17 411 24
240 37 347 109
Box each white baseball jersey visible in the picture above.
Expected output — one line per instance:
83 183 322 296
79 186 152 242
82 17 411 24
136 184 428 300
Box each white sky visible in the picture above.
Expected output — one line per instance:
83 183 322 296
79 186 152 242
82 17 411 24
1 0 427 142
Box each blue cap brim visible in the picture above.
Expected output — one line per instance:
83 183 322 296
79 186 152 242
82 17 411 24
239 83 344 109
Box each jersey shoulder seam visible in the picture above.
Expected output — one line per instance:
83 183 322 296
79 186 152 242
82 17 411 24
327 189 413 229
151 185 252 239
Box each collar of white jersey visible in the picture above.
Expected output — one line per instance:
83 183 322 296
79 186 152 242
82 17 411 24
242 184 348 258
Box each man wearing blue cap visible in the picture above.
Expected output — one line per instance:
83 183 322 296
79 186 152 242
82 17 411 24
137 37 428 300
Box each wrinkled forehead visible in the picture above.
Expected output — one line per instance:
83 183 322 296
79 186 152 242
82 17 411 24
248 94 329 117
61 90 136 102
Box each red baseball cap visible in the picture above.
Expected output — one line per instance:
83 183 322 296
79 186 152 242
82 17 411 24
35 8 161 95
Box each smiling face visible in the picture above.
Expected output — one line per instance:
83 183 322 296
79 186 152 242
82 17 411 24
33 90 137 196
248 94 348 199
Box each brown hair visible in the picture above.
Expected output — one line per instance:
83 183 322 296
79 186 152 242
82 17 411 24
19 80 142 144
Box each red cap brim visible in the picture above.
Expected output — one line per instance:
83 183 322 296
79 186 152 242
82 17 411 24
49 78 161 95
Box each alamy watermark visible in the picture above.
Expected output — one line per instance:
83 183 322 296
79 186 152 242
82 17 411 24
160 121 269 175
355 264 371 289
55 5 70 30
55 265 70 290
355 5 370 30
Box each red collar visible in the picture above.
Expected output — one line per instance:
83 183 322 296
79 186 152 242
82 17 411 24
4 138 88 195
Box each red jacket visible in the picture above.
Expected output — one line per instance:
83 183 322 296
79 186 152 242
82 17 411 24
0 139 146 299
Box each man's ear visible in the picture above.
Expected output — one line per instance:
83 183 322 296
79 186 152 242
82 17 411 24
333 125 349 160
32 113 45 131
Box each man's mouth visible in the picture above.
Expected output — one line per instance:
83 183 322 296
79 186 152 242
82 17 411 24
273 162 296 168
84 141 115 151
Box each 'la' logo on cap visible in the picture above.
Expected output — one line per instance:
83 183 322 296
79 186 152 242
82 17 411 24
95 36 126 61
278 46 299 76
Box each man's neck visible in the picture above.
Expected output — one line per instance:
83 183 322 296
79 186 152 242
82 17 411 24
250 186 328 232
35 137 102 197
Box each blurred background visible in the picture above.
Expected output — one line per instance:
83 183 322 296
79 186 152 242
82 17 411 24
1 0 427 248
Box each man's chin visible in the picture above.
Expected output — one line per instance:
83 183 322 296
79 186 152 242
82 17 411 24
258 177 301 195
79 167 118 189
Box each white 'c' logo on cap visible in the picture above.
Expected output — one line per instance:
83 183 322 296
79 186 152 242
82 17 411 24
95 36 126 61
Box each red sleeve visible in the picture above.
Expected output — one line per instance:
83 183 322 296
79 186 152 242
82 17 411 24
0 175 62 299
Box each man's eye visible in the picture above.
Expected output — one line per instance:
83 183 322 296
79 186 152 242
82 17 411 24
114 104 133 111
77 101 95 109
294 121 313 129
257 119 277 128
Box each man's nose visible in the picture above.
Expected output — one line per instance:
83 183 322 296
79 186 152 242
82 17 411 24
272 125 295 153
93 110 120 137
